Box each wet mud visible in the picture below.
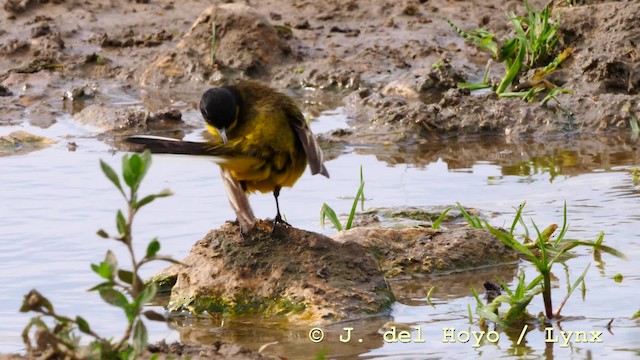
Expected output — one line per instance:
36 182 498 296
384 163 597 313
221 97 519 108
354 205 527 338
2 0 637 147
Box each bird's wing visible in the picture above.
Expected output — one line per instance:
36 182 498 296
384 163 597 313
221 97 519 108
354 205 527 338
289 112 330 178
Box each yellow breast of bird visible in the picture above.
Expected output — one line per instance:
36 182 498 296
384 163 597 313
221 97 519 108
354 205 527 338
218 110 308 193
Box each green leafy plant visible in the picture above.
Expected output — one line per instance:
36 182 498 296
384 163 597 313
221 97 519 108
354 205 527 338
21 150 176 359
482 202 625 322
448 1 571 102
320 166 365 231
472 272 543 327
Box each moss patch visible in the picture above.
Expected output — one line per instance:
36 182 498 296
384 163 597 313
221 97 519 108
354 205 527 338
173 291 307 318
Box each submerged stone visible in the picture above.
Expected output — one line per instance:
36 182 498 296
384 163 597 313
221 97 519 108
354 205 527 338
0 131 54 156
72 104 184 134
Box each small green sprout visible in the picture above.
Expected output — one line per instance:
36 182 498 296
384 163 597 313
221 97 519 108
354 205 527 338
320 166 365 231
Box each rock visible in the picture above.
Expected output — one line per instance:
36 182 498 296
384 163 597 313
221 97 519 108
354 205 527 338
0 85 12 96
333 226 519 278
357 205 477 228
0 131 55 156
72 104 184 134
161 220 393 324
146 340 275 360
89 29 174 48
140 4 292 87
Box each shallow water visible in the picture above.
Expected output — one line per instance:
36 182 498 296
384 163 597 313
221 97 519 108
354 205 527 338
1 107 639 359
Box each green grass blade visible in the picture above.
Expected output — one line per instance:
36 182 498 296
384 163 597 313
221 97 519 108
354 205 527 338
510 201 526 235
514 272 526 299
496 38 524 95
543 87 572 105
456 203 482 229
557 240 627 260
457 82 492 90
498 91 529 98
426 286 436 308
482 59 492 84
471 287 484 306
345 180 365 230
554 263 591 317
498 37 519 62
554 201 569 246
526 273 544 291
630 115 639 135
523 87 538 102
509 14 527 40
496 276 514 297
446 19 498 58
359 166 365 211
531 220 550 272
432 207 451 230
485 221 544 269
320 203 342 231
594 231 605 246
210 22 217 65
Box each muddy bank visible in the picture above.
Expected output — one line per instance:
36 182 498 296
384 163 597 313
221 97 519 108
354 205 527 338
2 0 637 148
338 0 640 144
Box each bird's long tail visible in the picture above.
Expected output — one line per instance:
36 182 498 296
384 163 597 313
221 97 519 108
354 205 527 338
219 168 256 233
125 135 256 232
125 135 214 155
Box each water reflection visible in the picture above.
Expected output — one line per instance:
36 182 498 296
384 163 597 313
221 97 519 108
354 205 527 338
354 133 640 181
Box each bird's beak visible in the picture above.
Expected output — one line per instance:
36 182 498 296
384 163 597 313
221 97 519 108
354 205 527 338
217 127 228 145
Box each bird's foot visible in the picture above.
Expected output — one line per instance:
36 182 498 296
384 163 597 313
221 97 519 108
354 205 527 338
273 214 291 226
271 214 291 234
228 218 250 241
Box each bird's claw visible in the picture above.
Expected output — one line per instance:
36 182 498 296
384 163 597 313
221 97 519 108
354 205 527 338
271 214 291 234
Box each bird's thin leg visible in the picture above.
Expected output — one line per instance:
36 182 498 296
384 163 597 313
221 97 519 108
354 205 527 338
273 186 290 227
